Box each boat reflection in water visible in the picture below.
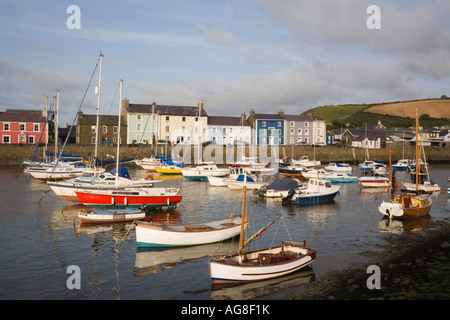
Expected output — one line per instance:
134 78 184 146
378 215 431 235
134 240 239 276
210 267 316 300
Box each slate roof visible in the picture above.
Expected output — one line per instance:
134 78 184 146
0 109 46 123
78 114 124 126
128 104 208 117
207 116 250 126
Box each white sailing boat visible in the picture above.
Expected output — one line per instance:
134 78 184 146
209 174 316 285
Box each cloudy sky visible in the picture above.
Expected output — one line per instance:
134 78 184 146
1 0 449 125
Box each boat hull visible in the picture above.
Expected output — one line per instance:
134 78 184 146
378 195 432 219
209 243 316 284
135 216 244 247
290 190 339 204
75 188 182 209
78 209 146 224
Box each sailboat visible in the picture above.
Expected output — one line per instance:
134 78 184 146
27 91 86 181
378 110 432 219
75 80 182 210
208 173 316 285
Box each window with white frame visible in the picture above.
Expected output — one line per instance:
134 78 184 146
298 128 302 135
34 124 39 132
102 126 107 133
137 123 142 131
212 127 217 133
137 114 142 120
3 123 9 131
91 137 96 144
3 135 10 143
19 123 25 131
113 126 118 134
290 121 295 127
28 136 34 144
91 126 96 133
304 122 309 127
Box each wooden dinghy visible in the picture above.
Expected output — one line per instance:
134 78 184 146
135 215 246 247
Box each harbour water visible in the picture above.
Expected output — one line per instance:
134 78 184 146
0 164 449 300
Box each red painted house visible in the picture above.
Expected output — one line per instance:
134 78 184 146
0 109 48 144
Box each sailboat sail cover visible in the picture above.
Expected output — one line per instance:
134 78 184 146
243 215 281 250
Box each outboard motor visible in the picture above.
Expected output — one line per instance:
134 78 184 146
254 185 267 196
281 189 295 206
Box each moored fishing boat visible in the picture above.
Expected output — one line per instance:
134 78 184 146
280 178 340 205
324 162 352 172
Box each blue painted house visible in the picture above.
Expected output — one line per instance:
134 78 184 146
248 109 285 145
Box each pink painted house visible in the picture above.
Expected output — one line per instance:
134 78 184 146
0 109 47 144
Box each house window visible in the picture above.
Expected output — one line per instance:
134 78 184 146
3 123 10 131
3 135 10 143
182 117 186 122
19 123 25 131
290 121 295 127
182 126 186 133
304 122 309 127
113 126 118 134
277 129 281 136
91 126 96 133
297 137 302 143
166 116 170 121
304 129 309 135
223 128 227 134
34 124 39 132
212 127 217 133
298 128 302 135
269 128 274 135
165 126 170 132
102 126 107 133
137 114 142 120
229 128 233 134
290 128 294 134
28 136 34 144
20 134 26 143
261 121 266 127
137 123 142 131
91 137 96 144
277 121 281 127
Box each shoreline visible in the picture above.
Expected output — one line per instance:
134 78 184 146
263 219 450 300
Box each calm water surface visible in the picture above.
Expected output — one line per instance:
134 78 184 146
0 164 449 300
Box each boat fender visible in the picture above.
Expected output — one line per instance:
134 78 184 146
146 174 153 180
124 197 128 206
111 196 115 205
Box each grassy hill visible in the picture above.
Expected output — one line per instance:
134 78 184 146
303 99 450 129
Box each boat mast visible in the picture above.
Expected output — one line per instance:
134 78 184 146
238 172 247 264
115 79 123 187
415 109 419 192
44 95 48 161
94 53 104 170
54 92 59 161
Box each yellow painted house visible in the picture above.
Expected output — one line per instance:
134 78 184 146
122 99 208 145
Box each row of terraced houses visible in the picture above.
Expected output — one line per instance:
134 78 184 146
4 100 448 148
0 100 327 147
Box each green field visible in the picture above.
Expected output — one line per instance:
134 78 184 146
303 103 450 129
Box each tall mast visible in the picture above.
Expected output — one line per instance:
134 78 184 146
115 79 123 187
238 172 247 264
44 95 48 161
415 109 419 192
54 94 59 161
94 53 104 169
